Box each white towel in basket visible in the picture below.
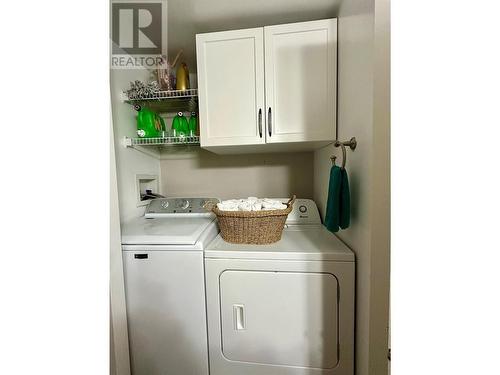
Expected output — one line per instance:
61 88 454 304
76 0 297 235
217 197 287 212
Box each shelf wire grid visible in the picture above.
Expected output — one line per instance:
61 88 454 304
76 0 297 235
128 135 200 147
124 88 198 101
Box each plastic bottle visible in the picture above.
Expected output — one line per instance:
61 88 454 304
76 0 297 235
135 105 165 138
188 112 198 136
171 112 189 136
176 62 190 91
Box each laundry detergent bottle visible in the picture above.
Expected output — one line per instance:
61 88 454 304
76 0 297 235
135 105 165 138
171 112 189 136
188 112 198 136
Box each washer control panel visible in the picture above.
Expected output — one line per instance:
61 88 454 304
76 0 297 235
145 198 220 218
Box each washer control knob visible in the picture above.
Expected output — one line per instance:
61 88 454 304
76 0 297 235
161 201 169 209
299 205 307 213
177 199 190 210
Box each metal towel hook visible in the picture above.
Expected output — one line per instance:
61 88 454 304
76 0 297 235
338 143 347 169
331 137 357 169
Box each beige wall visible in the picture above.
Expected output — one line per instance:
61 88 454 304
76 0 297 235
160 149 314 199
369 1 390 373
167 0 342 71
313 0 390 374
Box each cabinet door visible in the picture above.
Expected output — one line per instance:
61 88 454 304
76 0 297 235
264 19 337 143
196 28 265 147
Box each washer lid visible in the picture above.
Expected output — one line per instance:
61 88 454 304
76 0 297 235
121 216 216 245
206 226 355 261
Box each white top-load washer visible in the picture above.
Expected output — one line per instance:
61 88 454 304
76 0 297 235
205 198 355 375
121 197 219 375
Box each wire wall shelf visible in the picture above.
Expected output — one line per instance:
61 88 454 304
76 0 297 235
121 89 198 113
124 136 200 148
121 89 198 102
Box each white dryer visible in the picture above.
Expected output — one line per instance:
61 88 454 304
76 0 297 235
121 197 219 375
204 199 355 375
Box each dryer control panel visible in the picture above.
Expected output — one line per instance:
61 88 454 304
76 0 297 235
285 198 321 225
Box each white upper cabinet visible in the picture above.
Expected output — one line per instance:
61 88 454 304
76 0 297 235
264 19 337 143
196 19 337 153
196 28 265 147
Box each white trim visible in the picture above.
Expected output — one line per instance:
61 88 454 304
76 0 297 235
110 116 131 375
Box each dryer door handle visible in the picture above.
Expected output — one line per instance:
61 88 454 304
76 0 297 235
233 304 245 330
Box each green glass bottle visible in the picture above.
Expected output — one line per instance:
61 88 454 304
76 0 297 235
188 112 198 136
171 112 189 136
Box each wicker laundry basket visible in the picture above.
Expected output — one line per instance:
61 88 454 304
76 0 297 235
207 196 296 245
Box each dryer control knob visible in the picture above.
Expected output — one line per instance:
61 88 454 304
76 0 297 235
299 205 307 213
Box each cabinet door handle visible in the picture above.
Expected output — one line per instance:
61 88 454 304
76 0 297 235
258 108 262 138
268 107 272 137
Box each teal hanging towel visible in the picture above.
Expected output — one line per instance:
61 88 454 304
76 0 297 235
324 165 342 233
339 168 351 229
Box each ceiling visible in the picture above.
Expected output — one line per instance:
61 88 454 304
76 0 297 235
166 0 342 73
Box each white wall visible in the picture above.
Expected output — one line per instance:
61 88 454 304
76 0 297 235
160 150 314 199
110 68 161 222
313 0 390 374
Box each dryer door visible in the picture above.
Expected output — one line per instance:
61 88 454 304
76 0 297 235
219 270 338 369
